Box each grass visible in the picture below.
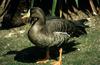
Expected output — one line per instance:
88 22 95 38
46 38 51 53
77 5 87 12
0 16 100 65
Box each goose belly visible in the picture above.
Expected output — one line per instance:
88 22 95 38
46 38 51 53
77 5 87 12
28 31 69 47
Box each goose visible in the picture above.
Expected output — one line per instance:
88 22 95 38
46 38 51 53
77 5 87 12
28 7 88 65
0 10 30 29
0 0 30 29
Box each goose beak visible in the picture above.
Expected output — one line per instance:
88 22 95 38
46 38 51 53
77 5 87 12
21 9 30 19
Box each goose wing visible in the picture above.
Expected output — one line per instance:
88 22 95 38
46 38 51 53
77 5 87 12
46 18 88 37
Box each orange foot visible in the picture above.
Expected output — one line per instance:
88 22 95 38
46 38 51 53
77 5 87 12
51 60 62 65
36 59 49 64
51 48 62 65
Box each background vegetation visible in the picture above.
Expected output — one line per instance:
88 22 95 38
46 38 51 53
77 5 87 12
0 0 100 19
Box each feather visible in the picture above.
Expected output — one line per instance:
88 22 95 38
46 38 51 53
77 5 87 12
28 7 88 48
28 7 88 64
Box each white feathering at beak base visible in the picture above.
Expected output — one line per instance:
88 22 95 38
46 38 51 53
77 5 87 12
21 9 30 19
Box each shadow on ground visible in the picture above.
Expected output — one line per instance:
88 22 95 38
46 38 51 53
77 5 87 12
3 40 80 63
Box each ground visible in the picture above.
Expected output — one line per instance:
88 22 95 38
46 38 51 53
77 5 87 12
0 11 100 65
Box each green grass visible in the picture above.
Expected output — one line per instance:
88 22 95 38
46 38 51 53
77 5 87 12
0 18 100 65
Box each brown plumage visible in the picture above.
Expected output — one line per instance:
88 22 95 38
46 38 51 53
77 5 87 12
28 7 88 64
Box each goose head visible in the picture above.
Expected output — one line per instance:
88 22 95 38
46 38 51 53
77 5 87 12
29 7 46 26
29 7 47 33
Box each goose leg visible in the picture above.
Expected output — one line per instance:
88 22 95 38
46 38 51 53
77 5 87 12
51 48 62 65
36 50 50 64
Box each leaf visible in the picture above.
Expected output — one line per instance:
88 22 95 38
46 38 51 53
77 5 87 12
97 0 100 5
60 9 62 18
31 0 34 8
51 0 57 16
75 0 79 7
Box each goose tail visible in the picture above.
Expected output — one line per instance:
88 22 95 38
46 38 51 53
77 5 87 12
69 19 89 37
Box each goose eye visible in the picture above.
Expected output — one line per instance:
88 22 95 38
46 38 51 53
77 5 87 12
31 17 38 21
29 17 39 24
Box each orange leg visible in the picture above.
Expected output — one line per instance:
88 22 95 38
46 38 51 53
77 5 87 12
51 48 62 65
36 50 50 64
